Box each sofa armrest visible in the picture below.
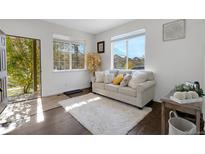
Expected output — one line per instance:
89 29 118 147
137 80 156 92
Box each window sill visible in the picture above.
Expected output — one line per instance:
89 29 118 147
53 69 87 73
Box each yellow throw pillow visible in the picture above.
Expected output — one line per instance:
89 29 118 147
112 74 124 85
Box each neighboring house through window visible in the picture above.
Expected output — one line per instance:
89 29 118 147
53 34 85 71
111 29 145 70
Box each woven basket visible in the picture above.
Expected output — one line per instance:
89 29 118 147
168 111 196 135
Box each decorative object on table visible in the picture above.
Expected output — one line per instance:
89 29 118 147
170 81 204 104
163 19 185 41
97 41 105 53
175 81 204 97
86 52 101 76
168 111 196 135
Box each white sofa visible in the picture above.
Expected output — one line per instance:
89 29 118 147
92 70 156 108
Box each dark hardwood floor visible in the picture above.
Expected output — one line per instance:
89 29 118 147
128 102 161 135
7 89 163 135
9 107 91 135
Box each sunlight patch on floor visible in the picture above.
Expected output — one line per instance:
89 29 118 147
36 98 44 123
87 97 101 102
65 96 101 112
0 102 31 134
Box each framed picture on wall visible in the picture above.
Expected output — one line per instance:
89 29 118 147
97 41 105 53
163 19 186 41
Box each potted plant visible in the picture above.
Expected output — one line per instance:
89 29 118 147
86 52 101 81
171 81 205 103
175 82 204 97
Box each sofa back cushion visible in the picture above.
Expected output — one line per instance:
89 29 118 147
109 70 118 76
139 71 154 81
103 70 154 84
118 70 132 76
107 70 154 81
128 71 147 89
95 71 104 83
104 72 115 84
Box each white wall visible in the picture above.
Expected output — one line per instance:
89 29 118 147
1 19 205 101
0 19 95 96
95 19 205 101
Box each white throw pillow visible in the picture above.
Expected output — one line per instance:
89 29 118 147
95 71 104 83
128 72 147 89
104 73 115 84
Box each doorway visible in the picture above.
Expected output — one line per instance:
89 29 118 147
6 35 41 102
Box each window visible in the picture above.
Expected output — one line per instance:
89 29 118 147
53 39 85 71
111 29 145 70
71 43 85 69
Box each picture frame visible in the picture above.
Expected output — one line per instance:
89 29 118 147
97 41 105 53
163 19 186 41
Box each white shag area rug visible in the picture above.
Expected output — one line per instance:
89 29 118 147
59 93 152 135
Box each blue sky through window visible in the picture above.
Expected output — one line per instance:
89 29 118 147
113 35 145 58
113 40 126 57
128 35 145 58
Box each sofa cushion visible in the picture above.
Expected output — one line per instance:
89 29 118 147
109 70 118 76
93 82 105 89
118 70 132 76
140 71 154 81
128 71 147 89
120 74 132 87
95 71 104 83
105 84 119 92
119 87 137 97
112 74 124 85
104 72 115 84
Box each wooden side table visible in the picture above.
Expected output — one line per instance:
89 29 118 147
161 93 203 135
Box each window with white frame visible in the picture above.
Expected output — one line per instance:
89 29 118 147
111 29 145 70
53 39 85 71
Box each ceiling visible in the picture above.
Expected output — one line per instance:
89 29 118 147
44 19 134 34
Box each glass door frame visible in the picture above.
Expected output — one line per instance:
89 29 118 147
7 34 42 101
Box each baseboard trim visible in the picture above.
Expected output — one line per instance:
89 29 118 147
63 89 83 96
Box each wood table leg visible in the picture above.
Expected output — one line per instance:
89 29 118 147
161 102 166 135
196 110 201 134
